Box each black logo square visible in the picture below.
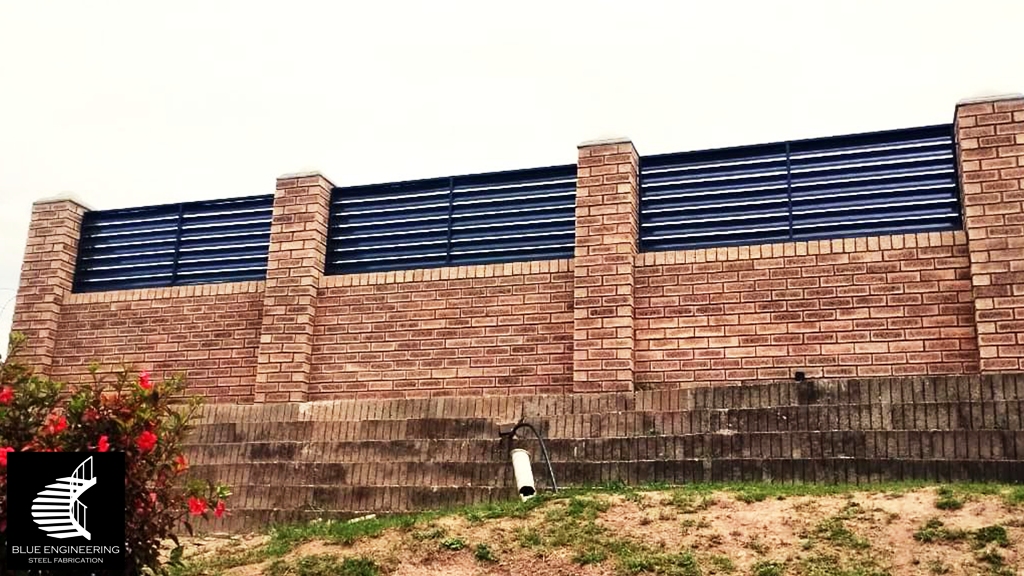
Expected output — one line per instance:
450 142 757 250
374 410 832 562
5 452 125 571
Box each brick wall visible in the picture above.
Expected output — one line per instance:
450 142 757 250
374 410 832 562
185 374 1024 531
310 260 574 399
636 231 979 386
11 94 1024 401
956 97 1024 371
50 283 264 402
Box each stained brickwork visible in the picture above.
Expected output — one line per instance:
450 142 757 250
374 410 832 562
185 374 1024 531
956 95 1024 371
574 139 640 393
311 260 574 399
635 231 979 385
51 283 264 402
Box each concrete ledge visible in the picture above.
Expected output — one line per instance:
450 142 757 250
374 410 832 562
578 137 633 148
277 171 333 180
957 93 1023 105
33 193 92 210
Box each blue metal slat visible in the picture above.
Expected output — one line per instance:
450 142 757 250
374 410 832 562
326 164 577 275
73 194 274 293
638 124 962 253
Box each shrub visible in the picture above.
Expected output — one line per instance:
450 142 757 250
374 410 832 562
0 333 231 575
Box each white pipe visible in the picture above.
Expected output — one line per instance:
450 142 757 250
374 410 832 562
511 449 536 501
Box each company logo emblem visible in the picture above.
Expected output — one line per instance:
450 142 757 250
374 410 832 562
30 456 96 540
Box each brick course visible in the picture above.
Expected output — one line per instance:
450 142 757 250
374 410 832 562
310 260 574 399
635 231 979 385
51 283 264 402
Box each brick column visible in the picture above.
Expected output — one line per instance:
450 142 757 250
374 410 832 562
254 172 333 403
573 138 640 392
9 197 88 375
955 94 1024 372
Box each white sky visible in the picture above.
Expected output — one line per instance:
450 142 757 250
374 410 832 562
1 1 1022 353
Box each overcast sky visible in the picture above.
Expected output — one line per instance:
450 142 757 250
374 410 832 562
1 1 1022 354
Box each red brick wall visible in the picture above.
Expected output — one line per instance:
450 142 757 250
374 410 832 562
309 260 574 399
50 282 264 402
956 97 1024 371
635 231 979 386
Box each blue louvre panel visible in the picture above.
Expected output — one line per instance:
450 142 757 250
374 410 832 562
449 165 576 266
640 143 791 251
326 164 576 274
326 178 451 274
639 125 961 252
787 125 961 240
73 195 274 292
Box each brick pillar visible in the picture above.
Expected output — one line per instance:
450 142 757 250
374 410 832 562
9 197 88 374
955 94 1024 372
254 172 333 403
573 138 640 392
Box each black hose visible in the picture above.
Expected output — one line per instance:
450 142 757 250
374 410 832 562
509 421 558 493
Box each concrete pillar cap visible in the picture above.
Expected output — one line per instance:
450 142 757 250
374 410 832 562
957 93 1023 105
578 137 633 148
32 193 92 210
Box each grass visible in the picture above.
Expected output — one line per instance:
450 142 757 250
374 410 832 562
751 560 784 576
913 519 967 543
167 481 1024 576
914 519 1008 549
474 543 497 563
263 555 380 576
935 486 964 511
440 537 466 551
707 554 735 574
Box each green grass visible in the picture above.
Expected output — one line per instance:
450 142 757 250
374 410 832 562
707 554 735 574
440 537 466 551
914 519 1008 549
573 547 608 565
474 543 497 563
751 560 784 576
167 481 1024 576
263 555 380 576
913 519 966 543
934 486 964 511
813 517 869 550
800 554 890 576
971 525 1009 548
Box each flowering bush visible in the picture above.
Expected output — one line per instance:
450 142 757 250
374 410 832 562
0 333 230 575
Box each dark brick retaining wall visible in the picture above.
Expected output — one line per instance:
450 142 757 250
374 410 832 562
185 374 1024 531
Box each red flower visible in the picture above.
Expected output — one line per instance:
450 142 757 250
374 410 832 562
97 436 110 453
174 454 188 473
214 500 227 519
44 414 67 435
136 430 158 452
188 497 207 516
0 447 14 467
139 370 152 390
0 386 13 405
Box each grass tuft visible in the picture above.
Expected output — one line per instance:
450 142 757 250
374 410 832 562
751 560 785 576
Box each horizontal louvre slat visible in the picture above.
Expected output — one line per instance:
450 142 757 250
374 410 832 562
326 165 576 275
73 195 274 293
640 125 962 252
